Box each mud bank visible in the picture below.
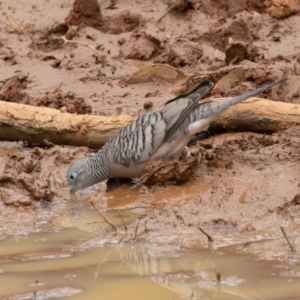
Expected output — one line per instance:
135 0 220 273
0 0 299 262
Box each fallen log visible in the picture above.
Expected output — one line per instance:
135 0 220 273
210 97 300 132
0 98 299 148
0 101 132 148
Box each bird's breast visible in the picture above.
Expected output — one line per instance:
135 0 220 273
114 161 147 178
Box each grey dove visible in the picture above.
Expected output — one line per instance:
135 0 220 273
67 77 287 194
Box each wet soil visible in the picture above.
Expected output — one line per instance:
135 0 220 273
0 0 300 265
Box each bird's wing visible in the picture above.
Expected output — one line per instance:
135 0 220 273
158 80 214 142
169 77 289 140
110 80 214 167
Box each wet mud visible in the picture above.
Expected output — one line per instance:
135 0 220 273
0 0 300 265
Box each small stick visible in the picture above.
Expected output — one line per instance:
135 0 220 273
117 209 127 231
243 241 252 247
157 5 175 23
93 247 114 280
90 200 117 231
52 82 64 94
94 219 127 280
54 36 102 56
161 13 170 43
294 64 298 76
200 252 212 268
280 226 295 253
117 209 128 243
198 226 214 242
214 268 223 283
189 291 195 300
3 0 29 36
133 217 143 241
118 232 127 244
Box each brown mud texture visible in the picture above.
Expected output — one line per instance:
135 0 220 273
0 0 300 261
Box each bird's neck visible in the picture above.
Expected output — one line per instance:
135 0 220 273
86 146 115 183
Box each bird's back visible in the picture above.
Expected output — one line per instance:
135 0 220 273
109 81 214 167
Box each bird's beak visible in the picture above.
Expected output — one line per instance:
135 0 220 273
70 186 75 194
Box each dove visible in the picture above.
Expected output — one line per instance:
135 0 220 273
67 77 287 194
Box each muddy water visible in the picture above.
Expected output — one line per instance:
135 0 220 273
0 227 299 300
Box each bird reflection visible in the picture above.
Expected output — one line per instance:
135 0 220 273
69 196 265 300
114 244 266 300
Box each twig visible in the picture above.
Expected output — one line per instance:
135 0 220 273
214 268 223 283
3 0 29 36
189 291 195 300
117 209 127 231
90 200 117 231
157 5 175 23
54 36 102 56
161 13 170 43
198 226 214 242
117 209 128 243
93 210 131 279
280 226 295 253
93 247 114 280
118 232 127 244
200 252 212 268
243 241 252 247
294 64 298 76
52 82 64 94
133 217 143 241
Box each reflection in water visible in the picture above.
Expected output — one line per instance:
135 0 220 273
68 194 144 234
62 197 299 300
0 229 299 300
114 243 265 300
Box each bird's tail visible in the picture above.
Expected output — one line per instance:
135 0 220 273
203 77 288 117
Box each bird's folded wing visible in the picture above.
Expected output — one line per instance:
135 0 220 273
161 80 214 142
110 81 214 168
110 103 186 167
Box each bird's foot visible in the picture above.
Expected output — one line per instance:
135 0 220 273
131 178 142 188
181 146 191 158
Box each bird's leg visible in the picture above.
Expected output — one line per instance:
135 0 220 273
181 146 191 158
131 177 142 188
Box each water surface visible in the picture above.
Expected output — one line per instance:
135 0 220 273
0 228 299 299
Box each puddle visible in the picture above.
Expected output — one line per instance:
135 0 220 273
0 227 299 300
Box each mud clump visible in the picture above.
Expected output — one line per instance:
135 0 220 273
190 0 249 17
36 3 142 52
65 0 103 29
0 74 91 114
225 42 261 64
101 10 143 34
0 146 90 206
265 0 300 19
37 92 92 114
120 32 160 60
276 194 300 219
0 148 53 206
155 40 203 67
248 0 267 12
141 148 200 185
167 0 190 12
206 12 260 50
65 0 142 35
0 74 31 104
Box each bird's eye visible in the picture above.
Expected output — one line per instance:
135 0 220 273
68 172 77 182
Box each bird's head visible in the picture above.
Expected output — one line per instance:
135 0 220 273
66 157 92 194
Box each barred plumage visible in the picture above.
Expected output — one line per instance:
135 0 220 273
67 77 287 194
